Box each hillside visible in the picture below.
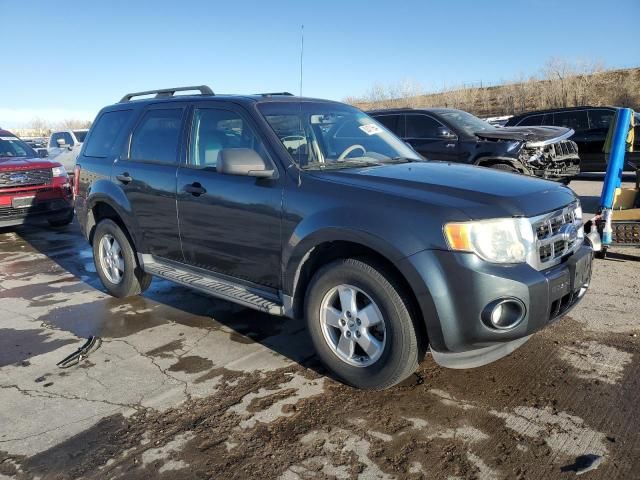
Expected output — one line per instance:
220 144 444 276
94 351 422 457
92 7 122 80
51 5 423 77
350 66 640 118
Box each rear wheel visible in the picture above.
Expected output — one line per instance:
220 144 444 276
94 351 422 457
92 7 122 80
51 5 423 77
305 258 422 390
93 219 152 298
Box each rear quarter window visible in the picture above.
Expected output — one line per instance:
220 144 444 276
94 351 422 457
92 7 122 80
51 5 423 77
84 110 134 157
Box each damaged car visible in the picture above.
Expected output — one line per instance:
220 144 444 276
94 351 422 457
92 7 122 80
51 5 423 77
369 108 580 183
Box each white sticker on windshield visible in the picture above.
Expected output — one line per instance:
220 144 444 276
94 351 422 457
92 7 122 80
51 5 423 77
359 124 383 136
0 137 18 141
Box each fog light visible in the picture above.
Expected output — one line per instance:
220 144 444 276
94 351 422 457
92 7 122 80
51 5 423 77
481 298 526 330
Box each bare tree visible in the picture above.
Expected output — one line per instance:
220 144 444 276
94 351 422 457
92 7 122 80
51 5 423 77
27 117 52 137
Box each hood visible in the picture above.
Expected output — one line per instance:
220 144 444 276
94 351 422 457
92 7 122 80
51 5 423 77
308 161 577 219
0 156 60 170
475 126 574 147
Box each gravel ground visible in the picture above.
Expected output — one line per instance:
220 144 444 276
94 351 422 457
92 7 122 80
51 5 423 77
0 177 638 480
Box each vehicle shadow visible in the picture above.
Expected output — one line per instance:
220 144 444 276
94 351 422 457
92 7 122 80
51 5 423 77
8 221 331 379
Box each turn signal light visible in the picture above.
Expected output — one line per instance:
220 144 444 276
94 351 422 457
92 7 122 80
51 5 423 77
443 223 473 251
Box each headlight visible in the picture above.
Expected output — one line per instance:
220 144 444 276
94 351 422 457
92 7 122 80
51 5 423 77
52 166 67 177
444 218 535 263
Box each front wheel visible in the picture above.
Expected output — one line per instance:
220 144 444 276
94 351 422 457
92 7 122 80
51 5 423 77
48 209 74 227
93 219 152 298
305 258 422 390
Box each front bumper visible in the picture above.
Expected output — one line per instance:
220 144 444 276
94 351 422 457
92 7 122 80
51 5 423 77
0 197 72 228
402 244 592 368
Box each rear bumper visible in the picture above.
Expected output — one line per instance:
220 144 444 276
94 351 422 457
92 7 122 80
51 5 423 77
401 244 592 368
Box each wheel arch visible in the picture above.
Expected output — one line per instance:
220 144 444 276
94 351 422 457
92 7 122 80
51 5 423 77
284 230 428 346
84 182 142 251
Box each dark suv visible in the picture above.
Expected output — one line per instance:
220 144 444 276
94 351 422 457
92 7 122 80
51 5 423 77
75 86 592 390
369 108 580 182
505 106 640 172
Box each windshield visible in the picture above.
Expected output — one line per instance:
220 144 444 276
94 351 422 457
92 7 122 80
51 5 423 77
438 110 496 136
73 130 88 142
0 135 37 158
258 102 421 169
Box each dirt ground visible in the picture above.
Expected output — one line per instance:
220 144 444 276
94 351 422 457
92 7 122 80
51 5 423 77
1 177 639 480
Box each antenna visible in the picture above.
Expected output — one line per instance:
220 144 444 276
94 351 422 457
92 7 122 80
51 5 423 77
299 24 304 96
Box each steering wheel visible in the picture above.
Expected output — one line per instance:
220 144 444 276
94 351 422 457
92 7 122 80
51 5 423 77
337 144 366 161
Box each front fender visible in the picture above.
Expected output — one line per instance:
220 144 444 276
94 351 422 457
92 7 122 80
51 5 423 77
283 219 410 297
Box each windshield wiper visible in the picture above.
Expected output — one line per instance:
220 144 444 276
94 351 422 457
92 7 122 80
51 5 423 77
301 159 386 170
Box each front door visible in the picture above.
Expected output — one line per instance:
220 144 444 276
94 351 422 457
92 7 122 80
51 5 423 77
176 103 282 289
114 105 185 261
404 113 462 162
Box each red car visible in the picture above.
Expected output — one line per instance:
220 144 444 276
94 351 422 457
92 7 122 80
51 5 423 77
0 129 73 228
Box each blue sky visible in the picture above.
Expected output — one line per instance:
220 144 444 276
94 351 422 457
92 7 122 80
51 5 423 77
1 0 638 128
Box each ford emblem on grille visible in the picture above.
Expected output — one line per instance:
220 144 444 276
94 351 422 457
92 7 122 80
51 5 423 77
9 173 28 183
558 223 578 242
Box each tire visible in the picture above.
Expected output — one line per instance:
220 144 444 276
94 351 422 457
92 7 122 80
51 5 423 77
48 209 74 227
92 219 152 298
305 257 422 390
489 163 519 173
595 247 607 260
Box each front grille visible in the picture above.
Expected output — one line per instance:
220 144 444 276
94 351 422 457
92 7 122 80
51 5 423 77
549 285 585 321
551 140 578 159
0 169 52 188
530 203 583 269
0 204 48 218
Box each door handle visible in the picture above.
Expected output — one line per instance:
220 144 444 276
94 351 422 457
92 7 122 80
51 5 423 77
184 182 206 196
116 172 133 184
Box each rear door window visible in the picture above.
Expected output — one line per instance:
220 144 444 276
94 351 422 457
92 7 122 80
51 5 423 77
552 110 589 131
83 110 133 157
406 114 443 139
588 109 615 130
374 114 404 136
130 108 184 163
517 115 544 126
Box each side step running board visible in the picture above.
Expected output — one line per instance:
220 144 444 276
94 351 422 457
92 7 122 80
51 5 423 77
144 261 284 316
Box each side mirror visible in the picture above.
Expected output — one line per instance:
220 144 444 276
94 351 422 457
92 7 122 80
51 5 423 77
217 148 274 178
436 127 457 140
38 149 48 158
56 138 66 147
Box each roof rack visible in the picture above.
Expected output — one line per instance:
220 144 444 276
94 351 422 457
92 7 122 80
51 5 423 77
119 85 214 103
256 92 294 97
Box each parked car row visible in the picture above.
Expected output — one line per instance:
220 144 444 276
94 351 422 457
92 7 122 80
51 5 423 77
368 108 580 183
69 86 592 389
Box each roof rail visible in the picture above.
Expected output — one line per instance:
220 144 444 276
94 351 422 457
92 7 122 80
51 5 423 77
119 85 214 103
256 92 294 97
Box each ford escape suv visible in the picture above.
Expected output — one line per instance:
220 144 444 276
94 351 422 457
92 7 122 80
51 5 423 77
75 86 592 390
0 129 74 228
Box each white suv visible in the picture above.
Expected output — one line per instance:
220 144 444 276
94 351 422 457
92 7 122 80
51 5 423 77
47 129 88 171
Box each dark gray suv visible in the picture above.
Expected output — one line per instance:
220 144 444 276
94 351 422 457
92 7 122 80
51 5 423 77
74 86 592 390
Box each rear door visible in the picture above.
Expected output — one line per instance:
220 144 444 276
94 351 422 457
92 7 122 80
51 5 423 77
176 102 282 289
583 108 616 172
114 104 185 261
551 109 593 170
404 113 462 161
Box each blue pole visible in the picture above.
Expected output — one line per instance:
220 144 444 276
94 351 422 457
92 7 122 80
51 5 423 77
600 107 633 245
600 108 632 209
